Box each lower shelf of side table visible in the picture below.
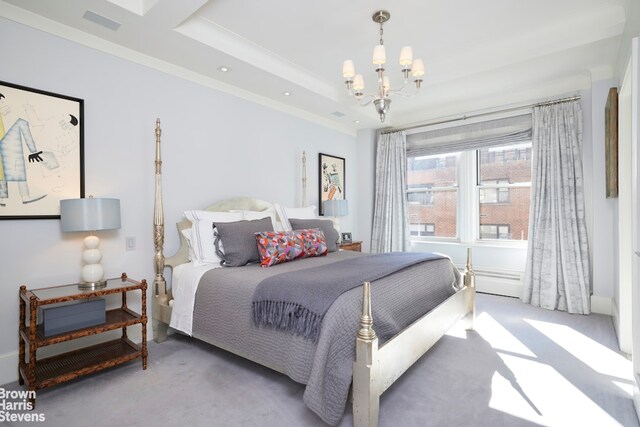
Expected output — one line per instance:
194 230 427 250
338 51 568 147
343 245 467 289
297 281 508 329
20 338 141 390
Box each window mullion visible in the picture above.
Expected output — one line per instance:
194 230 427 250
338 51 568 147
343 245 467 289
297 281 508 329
458 151 476 243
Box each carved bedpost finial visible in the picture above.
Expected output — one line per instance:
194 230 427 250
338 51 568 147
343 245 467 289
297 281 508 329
301 150 308 208
358 282 377 341
463 247 475 289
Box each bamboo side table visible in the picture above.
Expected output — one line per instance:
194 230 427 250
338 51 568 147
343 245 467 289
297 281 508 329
18 273 147 407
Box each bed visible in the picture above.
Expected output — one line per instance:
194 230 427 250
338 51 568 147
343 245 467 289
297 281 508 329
150 120 476 426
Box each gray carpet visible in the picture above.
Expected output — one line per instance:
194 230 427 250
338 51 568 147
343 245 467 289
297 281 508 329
3 294 638 426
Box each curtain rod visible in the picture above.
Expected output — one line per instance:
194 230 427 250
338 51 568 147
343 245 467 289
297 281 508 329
380 95 581 135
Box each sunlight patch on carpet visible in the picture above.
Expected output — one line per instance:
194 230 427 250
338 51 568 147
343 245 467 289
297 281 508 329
490 353 624 426
476 312 536 357
524 319 633 380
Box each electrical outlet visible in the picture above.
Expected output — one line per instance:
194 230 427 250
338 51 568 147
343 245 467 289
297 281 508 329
126 237 136 251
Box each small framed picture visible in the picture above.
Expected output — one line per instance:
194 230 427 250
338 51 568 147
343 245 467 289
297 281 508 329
341 232 352 243
319 153 345 216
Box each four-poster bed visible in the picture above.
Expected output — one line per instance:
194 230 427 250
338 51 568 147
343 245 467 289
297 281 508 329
150 119 476 426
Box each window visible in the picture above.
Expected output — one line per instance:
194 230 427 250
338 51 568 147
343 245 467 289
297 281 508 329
410 223 435 237
478 143 531 241
407 142 531 242
479 179 510 204
479 224 510 239
407 153 459 238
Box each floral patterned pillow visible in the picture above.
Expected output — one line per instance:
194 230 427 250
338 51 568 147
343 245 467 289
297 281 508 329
255 228 328 267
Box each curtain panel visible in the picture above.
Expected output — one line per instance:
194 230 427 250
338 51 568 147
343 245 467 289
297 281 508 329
523 100 591 314
371 131 411 253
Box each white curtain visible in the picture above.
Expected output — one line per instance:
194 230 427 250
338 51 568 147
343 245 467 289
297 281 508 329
523 100 591 314
371 131 410 253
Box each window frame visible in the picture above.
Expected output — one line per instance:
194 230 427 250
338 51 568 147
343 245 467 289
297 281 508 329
407 143 531 247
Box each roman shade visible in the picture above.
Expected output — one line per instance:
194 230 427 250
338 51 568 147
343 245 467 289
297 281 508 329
406 113 532 157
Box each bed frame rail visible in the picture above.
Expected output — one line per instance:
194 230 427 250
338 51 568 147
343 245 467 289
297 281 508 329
353 249 476 427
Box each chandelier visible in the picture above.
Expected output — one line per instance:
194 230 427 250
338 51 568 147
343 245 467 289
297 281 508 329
342 10 424 122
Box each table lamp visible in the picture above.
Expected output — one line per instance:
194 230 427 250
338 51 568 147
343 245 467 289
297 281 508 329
60 196 121 289
323 199 348 243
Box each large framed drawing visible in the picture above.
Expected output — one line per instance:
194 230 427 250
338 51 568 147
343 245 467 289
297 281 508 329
605 87 618 198
318 153 345 216
0 81 84 219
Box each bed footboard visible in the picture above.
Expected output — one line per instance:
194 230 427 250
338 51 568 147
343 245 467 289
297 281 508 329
353 249 476 427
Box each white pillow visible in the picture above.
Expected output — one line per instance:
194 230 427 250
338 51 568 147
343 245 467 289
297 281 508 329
229 207 280 231
273 204 316 231
180 229 196 262
184 210 243 264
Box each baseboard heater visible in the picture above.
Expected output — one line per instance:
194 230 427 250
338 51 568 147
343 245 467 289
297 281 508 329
457 265 523 297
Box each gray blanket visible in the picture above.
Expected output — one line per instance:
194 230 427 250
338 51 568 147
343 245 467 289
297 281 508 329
252 252 446 341
190 251 460 425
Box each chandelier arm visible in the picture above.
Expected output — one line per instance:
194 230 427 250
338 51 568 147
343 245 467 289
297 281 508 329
356 95 377 107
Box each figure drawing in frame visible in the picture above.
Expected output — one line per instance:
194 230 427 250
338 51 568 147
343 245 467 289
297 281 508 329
318 153 345 216
0 81 84 219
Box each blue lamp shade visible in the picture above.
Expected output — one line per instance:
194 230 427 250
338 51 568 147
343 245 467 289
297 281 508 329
323 199 348 217
60 198 121 232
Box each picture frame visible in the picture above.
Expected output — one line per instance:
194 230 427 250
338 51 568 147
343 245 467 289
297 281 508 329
318 153 345 216
341 232 352 244
0 81 84 219
605 87 618 198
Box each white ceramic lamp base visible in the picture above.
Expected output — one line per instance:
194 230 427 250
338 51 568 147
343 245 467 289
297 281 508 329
79 235 106 289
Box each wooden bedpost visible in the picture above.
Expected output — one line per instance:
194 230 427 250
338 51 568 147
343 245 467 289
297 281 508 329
153 118 169 342
301 151 308 208
463 247 476 331
353 281 380 427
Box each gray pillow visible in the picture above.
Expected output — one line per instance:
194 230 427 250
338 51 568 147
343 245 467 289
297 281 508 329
214 217 273 267
289 219 339 252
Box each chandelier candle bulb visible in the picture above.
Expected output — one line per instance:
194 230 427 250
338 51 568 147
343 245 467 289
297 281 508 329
342 60 355 78
412 58 425 77
353 74 365 92
382 76 390 95
372 45 386 65
399 46 413 66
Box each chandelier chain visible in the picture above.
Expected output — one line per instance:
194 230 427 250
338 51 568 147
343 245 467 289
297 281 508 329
379 22 384 45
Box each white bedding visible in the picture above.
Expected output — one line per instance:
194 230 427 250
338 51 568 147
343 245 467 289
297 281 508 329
169 262 219 335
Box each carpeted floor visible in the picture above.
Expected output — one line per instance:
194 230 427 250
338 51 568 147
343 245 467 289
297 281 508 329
3 294 638 426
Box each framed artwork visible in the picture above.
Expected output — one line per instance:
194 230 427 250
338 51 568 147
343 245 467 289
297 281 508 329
605 87 618 198
0 81 84 219
318 153 345 216
341 232 352 243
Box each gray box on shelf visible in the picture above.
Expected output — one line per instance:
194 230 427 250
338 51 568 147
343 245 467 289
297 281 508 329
41 298 106 336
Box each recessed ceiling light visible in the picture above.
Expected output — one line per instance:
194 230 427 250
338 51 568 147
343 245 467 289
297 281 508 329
283 91 292 96
217 66 230 73
353 120 360 124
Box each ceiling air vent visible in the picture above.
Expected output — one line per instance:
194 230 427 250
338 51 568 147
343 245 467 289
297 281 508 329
331 111 346 117
83 10 121 31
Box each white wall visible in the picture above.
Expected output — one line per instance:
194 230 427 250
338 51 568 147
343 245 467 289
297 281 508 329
587 79 619 313
0 18 358 385
355 129 376 253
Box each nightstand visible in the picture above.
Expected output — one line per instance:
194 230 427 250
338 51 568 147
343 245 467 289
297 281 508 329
339 241 362 252
18 273 147 407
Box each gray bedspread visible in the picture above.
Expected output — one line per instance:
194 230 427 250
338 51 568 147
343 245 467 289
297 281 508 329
253 252 447 341
191 251 460 425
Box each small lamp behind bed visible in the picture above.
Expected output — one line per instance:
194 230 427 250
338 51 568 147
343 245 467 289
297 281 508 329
323 199 348 243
